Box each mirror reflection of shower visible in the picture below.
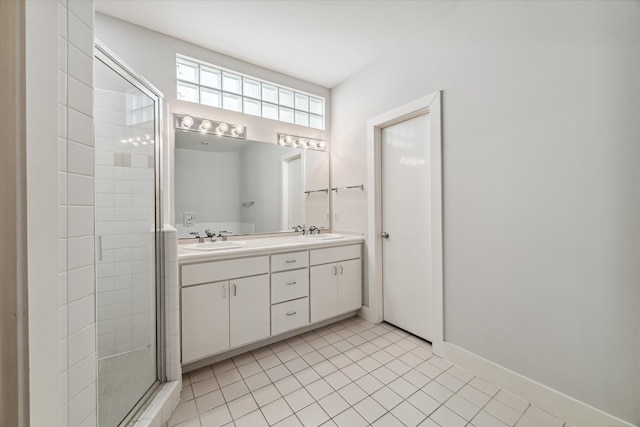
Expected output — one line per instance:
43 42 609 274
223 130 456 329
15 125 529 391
94 45 162 426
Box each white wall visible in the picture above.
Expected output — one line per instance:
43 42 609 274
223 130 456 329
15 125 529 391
26 1 60 424
331 1 640 424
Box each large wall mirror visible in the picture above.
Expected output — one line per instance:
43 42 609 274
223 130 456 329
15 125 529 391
174 114 330 238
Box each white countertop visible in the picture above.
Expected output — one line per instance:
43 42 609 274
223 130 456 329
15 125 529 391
177 233 364 264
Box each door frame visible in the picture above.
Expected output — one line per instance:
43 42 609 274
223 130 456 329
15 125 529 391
280 150 305 230
364 91 444 355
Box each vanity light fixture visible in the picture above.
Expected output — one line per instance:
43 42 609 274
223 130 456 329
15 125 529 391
277 133 326 151
174 114 247 140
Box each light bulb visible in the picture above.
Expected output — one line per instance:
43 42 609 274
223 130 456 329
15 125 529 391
318 141 326 149
217 122 229 133
199 120 212 132
285 135 294 144
232 125 244 136
181 116 194 129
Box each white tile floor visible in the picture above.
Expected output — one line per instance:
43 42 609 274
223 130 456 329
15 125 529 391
169 317 569 427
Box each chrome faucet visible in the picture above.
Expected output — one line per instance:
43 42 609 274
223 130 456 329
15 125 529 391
308 226 319 235
293 225 307 235
217 231 229 241
189 232 205 243
205 229 217 242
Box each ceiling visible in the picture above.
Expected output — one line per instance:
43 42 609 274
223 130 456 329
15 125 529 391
95 1 460 88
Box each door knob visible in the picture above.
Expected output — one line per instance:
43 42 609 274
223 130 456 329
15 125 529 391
380 232 389 239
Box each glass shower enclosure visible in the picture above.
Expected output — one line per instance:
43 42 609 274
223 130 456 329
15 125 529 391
94 43 164 426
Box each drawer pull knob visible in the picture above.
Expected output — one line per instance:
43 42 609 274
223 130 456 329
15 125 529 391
332 266 337 276
285 259 296 263
286 281 297 286
286 311 297 316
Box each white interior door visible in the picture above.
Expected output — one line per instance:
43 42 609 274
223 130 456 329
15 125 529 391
288 157 303 227
381 113 433 341
282 153 303 229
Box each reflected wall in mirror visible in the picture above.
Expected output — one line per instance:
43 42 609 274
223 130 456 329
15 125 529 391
174 117 329 238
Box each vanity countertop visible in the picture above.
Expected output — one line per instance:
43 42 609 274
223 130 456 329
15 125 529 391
177 233 364 264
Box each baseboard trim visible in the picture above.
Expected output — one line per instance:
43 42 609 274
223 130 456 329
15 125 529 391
443 343 635 427
357 305 376 323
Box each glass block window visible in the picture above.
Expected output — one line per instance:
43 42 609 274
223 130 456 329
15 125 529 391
176 55 325 130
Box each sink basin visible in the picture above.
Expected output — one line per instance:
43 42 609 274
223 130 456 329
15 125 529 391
299 233 343 240
184 241 247 251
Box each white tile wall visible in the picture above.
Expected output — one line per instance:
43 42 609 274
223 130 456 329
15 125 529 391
57 4 176 426
57 1 96 426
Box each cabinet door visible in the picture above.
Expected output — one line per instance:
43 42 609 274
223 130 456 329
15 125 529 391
337 258 362 314
310 263 338 323
230 274 270 347
182 281 230 363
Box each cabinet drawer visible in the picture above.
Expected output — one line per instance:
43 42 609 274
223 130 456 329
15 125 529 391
271 298 309 335
271 251 308 272
182 256 269 286
271 269 309 304
310 244 361 266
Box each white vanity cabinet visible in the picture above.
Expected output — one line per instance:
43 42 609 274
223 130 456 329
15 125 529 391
181 256 270 364
179 239 363 365
310 245 362 323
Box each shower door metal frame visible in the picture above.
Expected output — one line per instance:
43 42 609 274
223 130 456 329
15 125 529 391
94 40 166 426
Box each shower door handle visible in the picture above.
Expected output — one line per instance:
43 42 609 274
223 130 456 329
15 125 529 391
97 235 103 261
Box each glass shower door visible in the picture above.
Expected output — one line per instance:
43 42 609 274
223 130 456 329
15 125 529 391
94 48 162 426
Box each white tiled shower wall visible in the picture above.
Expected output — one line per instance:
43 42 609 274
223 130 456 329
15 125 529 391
57 0 97 426
94 87 156 359
55 2 180 426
